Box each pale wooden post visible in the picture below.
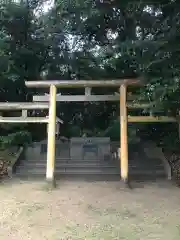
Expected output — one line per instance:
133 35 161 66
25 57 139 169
46 84 57 186
120 84 128 183
47 121 60 135
22 110 27 118
56 122 60 135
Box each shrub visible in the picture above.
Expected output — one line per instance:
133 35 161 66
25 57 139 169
0 131 32 149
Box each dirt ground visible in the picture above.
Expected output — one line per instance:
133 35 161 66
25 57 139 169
0 179 180 240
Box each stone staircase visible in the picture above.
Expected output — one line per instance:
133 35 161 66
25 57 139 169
14 141 169 181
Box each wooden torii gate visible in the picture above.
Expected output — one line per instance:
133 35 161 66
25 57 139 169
25 79 178 187
0 79 176 187
26 80 137 186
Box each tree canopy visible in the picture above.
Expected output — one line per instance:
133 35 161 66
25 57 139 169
0 0 180 142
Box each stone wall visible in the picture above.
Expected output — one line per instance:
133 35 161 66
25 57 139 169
70 137 110 161
25 137 111 161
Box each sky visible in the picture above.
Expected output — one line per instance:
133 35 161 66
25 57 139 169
42 0 54 13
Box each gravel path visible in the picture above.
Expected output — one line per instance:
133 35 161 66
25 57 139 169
0 179 179 240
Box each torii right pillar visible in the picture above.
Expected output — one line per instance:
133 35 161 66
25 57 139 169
46 84 57 187
120 84 129 186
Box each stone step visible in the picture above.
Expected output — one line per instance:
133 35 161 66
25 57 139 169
19 163 117 168
60 169 165 175
15 172 166 182
18 161 165 170
24 158 107 163
15 167 165 175
14 174 166 182
20 157 165 164
20 161 103 166
24 157 164 164
56 174 166 181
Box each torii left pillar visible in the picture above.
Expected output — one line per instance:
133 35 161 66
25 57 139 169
46 84 57 187
120 84 129 187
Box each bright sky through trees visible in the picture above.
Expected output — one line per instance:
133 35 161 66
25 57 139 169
42 0 54 13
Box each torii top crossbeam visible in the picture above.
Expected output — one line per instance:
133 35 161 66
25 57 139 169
25 79 141 88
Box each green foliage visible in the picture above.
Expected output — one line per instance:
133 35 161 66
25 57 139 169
0 122 32 150
69 125 81 137
103 119 140 143
0 131 32 149
0 0 179 146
